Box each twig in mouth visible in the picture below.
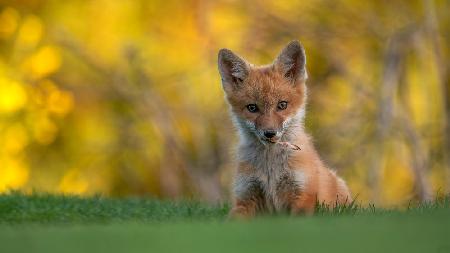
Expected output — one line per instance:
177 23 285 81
269 140 301 151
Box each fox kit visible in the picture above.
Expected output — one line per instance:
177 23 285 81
218 41 352 218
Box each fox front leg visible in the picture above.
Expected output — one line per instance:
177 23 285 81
229 199 261 219
229 177 266 219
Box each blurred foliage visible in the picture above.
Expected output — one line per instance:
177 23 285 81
0 0 448 206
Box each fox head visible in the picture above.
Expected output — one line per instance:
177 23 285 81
218 40 307 145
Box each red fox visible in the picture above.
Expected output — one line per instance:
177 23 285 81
218 41 352 218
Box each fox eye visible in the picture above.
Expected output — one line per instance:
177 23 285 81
246 104 259 113
277 101 288 110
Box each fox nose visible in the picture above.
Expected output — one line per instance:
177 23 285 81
263 130 277 139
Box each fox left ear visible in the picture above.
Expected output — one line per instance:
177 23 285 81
218 48 249 91
274 40 307 83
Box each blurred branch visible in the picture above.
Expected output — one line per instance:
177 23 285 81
368 31 403 203
423 0 450 191
370 25 433 203
396 106 432 201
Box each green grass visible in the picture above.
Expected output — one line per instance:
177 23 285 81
0 192 449 253
0 192 228 224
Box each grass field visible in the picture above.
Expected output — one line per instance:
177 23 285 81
0 193 449 253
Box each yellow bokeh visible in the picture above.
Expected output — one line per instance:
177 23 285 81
319 75 353 124
16 14 43 47
209 5 248 50
0 158 29 192
23 46 62 79
0 77 28 114
3 123 29 155
33 116 58 145
58 168 89 194
405 44 441 128
380 142 415 206
47 89 74 116
0 7 20 39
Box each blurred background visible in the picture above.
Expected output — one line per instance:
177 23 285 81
0 0 448 207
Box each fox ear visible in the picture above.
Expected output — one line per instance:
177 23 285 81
218 48 249 90
275 40 307 83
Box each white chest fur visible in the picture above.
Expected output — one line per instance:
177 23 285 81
235 142 306 212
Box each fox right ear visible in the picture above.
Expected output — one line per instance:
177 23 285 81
275 40 307 83
218 49 249 90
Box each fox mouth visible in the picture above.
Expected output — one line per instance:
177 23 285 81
261 137 280 144
259 136 301 151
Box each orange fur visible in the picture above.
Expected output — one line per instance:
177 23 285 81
218 41 352 218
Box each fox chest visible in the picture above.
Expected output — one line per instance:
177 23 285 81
258 168 303 212
236 151 306 212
